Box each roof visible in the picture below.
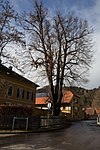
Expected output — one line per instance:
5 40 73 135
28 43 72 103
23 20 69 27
35 97 50 104
85 107 95 115
0 63 39 87
35 90 77 105
62 91 74 103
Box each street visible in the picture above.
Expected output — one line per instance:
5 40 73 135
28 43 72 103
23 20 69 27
0 120 100 150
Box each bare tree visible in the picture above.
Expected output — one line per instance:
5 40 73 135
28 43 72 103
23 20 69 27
19 1 93 115
0 0 25 63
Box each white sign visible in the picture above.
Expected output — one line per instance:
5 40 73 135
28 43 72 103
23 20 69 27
47 102 51 109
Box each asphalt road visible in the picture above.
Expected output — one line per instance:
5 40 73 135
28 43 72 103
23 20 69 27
0 120 100 150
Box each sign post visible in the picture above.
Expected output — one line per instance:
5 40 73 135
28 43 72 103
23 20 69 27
47 102 51 126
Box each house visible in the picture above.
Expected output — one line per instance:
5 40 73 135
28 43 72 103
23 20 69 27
35 93 50 109
35 90 84 120
83 107 98 119
84 107 95 116
61 90 84 120
35 93 51 115
0 63 39 107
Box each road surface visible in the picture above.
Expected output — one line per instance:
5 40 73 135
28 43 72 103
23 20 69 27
0 120 100 150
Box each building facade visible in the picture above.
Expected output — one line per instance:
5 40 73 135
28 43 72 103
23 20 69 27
0 63 39 107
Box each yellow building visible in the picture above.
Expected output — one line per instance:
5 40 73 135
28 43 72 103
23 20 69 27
0 63 39 107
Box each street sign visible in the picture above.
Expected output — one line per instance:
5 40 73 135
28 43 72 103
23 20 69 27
47 102 51 109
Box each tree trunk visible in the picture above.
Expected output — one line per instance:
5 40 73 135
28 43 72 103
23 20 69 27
52 93 61 116
53 102 61 116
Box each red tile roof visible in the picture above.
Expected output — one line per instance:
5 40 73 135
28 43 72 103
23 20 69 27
35 97 50 104
85 107 95 115
35 91 74 105
62 91 73 103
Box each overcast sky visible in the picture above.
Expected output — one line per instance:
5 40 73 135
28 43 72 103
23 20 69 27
8 0 100 89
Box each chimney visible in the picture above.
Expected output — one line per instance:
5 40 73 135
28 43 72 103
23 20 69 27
9 66 13 71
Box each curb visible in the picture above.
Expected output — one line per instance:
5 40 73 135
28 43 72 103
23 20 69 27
0 124 71 135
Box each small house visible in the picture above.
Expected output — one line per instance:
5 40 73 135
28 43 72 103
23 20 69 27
61 90 84 120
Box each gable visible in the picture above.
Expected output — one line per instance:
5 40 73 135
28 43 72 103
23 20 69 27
62 91 73 103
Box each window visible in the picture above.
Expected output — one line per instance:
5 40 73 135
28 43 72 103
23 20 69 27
65 106 71 111
7 86 13 96
17 88 25 98
27 91 33 101
65 106 71 113
61 106 71 113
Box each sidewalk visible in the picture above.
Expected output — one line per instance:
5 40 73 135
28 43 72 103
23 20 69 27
0 123 71 137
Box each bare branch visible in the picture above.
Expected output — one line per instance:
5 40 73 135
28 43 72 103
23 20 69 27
17 1 94 116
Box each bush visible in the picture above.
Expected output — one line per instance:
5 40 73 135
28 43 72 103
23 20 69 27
0 105 33 117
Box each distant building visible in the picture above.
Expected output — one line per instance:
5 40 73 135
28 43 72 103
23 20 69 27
83 107 97 119
84 107 95 116
61 90 84 120
35 90 84 120
0 63 39 107
35 93 50 110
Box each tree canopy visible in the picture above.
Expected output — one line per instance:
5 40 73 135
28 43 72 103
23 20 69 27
0 0 25 64
18 1 93 115
0 1 94 115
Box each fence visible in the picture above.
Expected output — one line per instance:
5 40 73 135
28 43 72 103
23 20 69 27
40 116 69 128
0 115 40 130
0 115 70 130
